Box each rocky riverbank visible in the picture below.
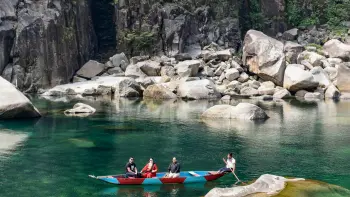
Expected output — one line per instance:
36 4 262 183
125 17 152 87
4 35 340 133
41 29 350 103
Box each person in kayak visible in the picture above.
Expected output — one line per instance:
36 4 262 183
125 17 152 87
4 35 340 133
125 157 140 178
166 157 181 178
141 158 158 178
217 153 236 173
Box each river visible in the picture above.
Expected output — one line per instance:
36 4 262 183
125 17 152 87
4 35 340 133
1 96 350 197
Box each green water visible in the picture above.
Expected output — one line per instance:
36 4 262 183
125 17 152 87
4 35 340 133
1 97 350 197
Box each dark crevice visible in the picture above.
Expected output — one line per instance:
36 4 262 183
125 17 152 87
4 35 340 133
90 0 117 62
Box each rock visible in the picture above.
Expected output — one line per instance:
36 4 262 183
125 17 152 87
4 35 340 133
295 90 308 98
64 103 96 116
310 67 331 88
220 95 231 101
300 60 313 70
177 79 220 100
305 46 317 52
249 80 261 89
106 67 125 76
283 65 318 92
216 49 232 61
205 174 306 197
225 68 240 81
336 63 350 93
174 53 192 61
273 88 291 99
237 72 249 83
1 64 13 82
258 86 275 95
137 60 161 76
76 60 106 79
73 76 88 83
323 39 350 61
114 78 142 98
201 66 214 77
143 84 177 99
297 51 326 67
202 51 218 62
327 58 343 66
201 103 269 120
243 30 286 86
160 66 176 77
125 64 147 78
2 0 96 91
0 76 41 119
324 67 337 81
109 53 129 69
284 41 304 64
282 28 299 41
304 92 322 99
214 62 228 76
130 56 150 64
260 81 276 89
240 87 259 96
175 60 201 78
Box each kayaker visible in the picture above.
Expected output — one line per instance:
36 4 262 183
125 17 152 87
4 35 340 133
166 157 181 178
217 153 236 173
125 157 140 178
141 158 158 178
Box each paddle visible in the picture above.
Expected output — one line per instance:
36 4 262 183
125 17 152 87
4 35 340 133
230 169 247 185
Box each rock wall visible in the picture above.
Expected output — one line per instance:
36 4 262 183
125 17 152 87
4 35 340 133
115 0 241 57
0 0 97 92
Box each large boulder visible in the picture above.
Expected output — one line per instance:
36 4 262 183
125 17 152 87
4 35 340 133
323 39 350 61
175 60 201 78
336 63 350 93
64 103 96 117
76 60 106 79
137 60 161 76
310 67 331 88
0 76 41 119
283 65 319 92
297 51 326 67
143 84 177 99
201 103 269 120
325 84 341 99
282 28 299 41
225 68 240 81
240 87 259 96
273 88 291 99
243 30 286 86
109 53 129 69
125 64 148 78
284 41 304 64
177 79 220 100
114 78 142 98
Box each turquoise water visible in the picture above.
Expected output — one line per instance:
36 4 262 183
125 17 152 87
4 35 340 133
1 96 350 197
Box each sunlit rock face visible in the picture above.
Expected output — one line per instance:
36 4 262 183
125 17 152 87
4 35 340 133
205 174 350 197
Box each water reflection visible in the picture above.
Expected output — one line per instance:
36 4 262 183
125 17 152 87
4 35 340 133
99 183 213 197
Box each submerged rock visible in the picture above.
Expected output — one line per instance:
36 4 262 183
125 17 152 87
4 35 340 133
205 174 350 197
0 76 41 119
201 103 269 120
64 103 96 117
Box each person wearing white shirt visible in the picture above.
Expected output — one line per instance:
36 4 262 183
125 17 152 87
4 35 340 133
217 153 236 173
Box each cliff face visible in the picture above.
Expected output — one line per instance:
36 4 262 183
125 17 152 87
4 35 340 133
116 0 241 57
0 0 97 92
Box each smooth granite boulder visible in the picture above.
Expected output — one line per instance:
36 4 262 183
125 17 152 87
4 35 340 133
0 76 41 119
201 103 269 120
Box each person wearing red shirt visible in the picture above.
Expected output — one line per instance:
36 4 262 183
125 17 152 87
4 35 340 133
141 158 158 178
